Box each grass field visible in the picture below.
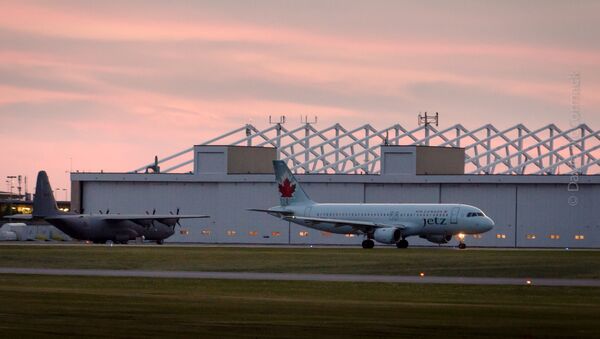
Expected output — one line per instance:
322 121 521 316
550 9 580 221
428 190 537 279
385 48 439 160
0 244 599 279
0 274 599 338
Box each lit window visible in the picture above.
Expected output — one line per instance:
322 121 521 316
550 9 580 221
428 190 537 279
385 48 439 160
227 230 237 236
526 234 536 240
320 231 332 237
549 234 560 240
179 229 189 235
271 231 281 237
248 231 258 236
575 235 585 240
472 234 483 239
298 231 309 237
200 229 211 236
496 234 506 239
345 234 356 238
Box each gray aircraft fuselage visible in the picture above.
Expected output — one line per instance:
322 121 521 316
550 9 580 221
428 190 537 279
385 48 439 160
46 214 175 243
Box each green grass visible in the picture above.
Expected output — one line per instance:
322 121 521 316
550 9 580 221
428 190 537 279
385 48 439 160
1 245 599 279
0 274 598 338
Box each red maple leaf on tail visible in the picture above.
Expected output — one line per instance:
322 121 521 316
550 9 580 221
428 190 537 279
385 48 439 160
278 178 296 198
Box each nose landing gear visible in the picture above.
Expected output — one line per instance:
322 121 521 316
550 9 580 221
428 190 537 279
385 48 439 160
458 242 467 249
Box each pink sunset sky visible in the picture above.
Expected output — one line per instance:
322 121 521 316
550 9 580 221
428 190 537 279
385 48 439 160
1 0 599 194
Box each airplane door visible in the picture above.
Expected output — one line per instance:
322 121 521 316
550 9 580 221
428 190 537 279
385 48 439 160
450 207 459 224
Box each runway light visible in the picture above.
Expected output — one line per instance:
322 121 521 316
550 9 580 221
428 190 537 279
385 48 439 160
419 272 425 277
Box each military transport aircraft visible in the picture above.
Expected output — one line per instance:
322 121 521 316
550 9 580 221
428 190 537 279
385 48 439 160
7 171 209 244
250 161 494 249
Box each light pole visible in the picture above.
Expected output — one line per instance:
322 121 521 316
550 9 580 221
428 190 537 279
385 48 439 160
6 176 17 215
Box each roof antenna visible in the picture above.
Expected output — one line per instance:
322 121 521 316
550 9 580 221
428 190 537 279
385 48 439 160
418 112 439 146
145 156 160 173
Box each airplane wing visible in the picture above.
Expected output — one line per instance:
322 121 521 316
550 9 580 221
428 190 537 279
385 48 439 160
102 214 210 221
96 214 210 228
285 216 408 233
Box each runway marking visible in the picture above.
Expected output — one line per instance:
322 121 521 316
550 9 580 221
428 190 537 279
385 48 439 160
1 268 599 287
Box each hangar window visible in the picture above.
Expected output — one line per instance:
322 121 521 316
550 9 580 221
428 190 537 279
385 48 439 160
299 231 309 237
496 234 506 239
227 230 237 236
179 229 189 236
200 229 211 236
248 231 258 236
549 234 560 240
575 235 585 240
271 231 281 237
345 234 356 238
526 234 536 240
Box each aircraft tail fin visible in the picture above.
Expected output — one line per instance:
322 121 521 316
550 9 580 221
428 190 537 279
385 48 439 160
273 160 314 206
33 171 60 218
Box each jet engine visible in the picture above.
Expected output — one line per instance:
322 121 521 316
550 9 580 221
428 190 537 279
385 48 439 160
421 234 452 244
373 227 402 244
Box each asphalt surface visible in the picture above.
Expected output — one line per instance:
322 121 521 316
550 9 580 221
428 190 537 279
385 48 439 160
1 267 599 287
1 242 598 251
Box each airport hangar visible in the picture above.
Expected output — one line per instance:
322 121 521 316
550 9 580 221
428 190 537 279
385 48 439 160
70 122 600 248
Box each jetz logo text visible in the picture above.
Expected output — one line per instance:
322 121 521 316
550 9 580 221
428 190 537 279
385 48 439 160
423 217 447 227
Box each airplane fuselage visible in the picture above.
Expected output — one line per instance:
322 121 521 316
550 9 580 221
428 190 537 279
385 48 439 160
45 215 174 243
280 203 494 239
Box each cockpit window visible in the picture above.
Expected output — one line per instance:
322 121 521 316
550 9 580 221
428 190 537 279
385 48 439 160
467 212 485 217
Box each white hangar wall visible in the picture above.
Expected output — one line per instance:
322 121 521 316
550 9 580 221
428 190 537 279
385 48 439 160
75 174 600 248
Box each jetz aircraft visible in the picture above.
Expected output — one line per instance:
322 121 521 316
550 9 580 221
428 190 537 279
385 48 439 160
250 161 494 249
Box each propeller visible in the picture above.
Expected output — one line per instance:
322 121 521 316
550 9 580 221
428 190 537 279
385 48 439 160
169 208 182 229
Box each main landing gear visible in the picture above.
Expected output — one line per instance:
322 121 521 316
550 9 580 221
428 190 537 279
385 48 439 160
458 243 467 249
361 239 374 249
396 239 409 249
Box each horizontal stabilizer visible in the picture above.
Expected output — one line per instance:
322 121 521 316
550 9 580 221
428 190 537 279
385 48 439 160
3 214 33 220
247 208 294 216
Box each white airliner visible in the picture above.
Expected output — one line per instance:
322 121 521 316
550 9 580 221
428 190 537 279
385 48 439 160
251 160 494 249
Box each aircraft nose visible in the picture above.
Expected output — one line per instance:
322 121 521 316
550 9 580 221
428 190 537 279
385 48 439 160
482 217 495 232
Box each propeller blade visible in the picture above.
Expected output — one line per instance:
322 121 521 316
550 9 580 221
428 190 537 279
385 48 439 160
176 208 180 215
106 209 110 214
98 210 102 214
152 208 156 215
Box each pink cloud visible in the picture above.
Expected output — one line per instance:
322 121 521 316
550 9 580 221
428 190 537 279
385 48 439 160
1 1 599 190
